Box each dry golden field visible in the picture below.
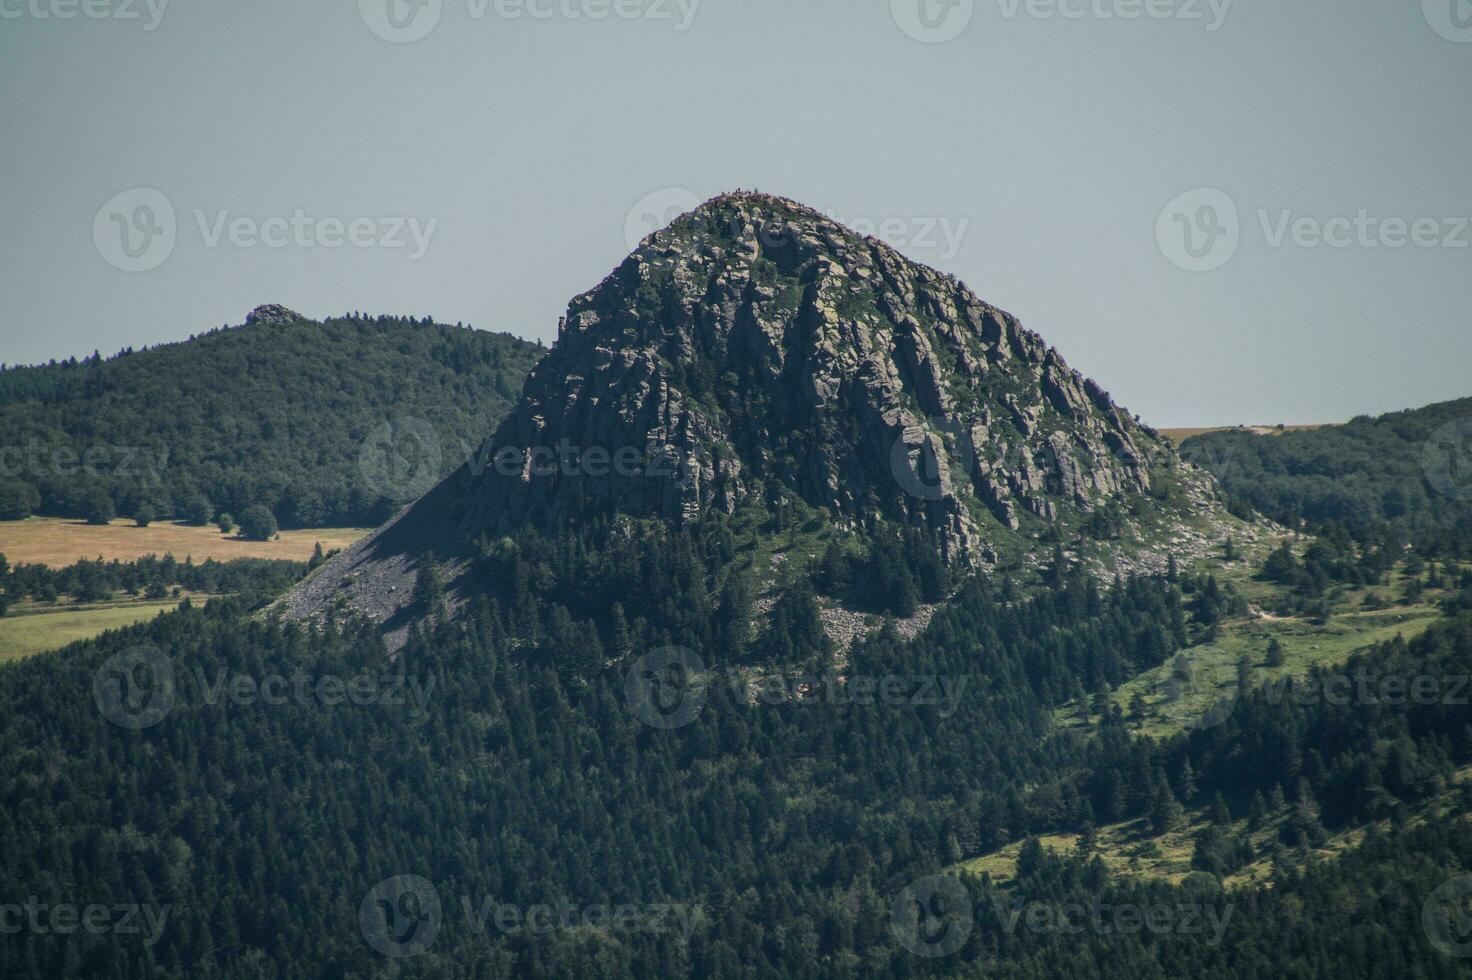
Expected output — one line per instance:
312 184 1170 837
0 518 370 567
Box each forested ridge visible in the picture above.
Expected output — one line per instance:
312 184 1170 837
1181 397 1472 555
3 504 1472 977
0 312 541 528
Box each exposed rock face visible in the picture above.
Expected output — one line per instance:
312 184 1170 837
282 191 1232 645
452 192 1159 566
245 304 302 326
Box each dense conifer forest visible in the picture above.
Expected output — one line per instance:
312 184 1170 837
1181 397 1472 556
3 504 1471 977
0 313 540 528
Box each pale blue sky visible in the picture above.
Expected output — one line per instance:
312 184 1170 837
1 0 1468 426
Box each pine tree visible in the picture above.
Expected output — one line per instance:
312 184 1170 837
413 558 445 618
715 571 754 662
607 602 632 656
1150 770 1185 835
1177 759 1198 803
1210 792 1232 827
1236 654 1253 693
1076 802 1098 857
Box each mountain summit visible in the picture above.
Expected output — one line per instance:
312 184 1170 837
283 191 1240 643
459 191 1168 562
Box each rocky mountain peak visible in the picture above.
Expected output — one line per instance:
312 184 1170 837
451 191 1179 566
281 191 1240 647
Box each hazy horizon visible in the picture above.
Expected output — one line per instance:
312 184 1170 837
2 0 1468 427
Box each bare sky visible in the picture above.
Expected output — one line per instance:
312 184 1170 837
1 0 1468 426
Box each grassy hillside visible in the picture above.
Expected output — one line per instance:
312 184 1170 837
0 309 542 528
0 597 188 663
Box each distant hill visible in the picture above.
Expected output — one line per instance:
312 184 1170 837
1180 396 1472 554
1159 423 1324 444
0 306 542 528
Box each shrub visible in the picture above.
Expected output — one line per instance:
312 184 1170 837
84 489 115 526
216 513 235 534
183 494 214 526
134 503 155 527
238 505 278 542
